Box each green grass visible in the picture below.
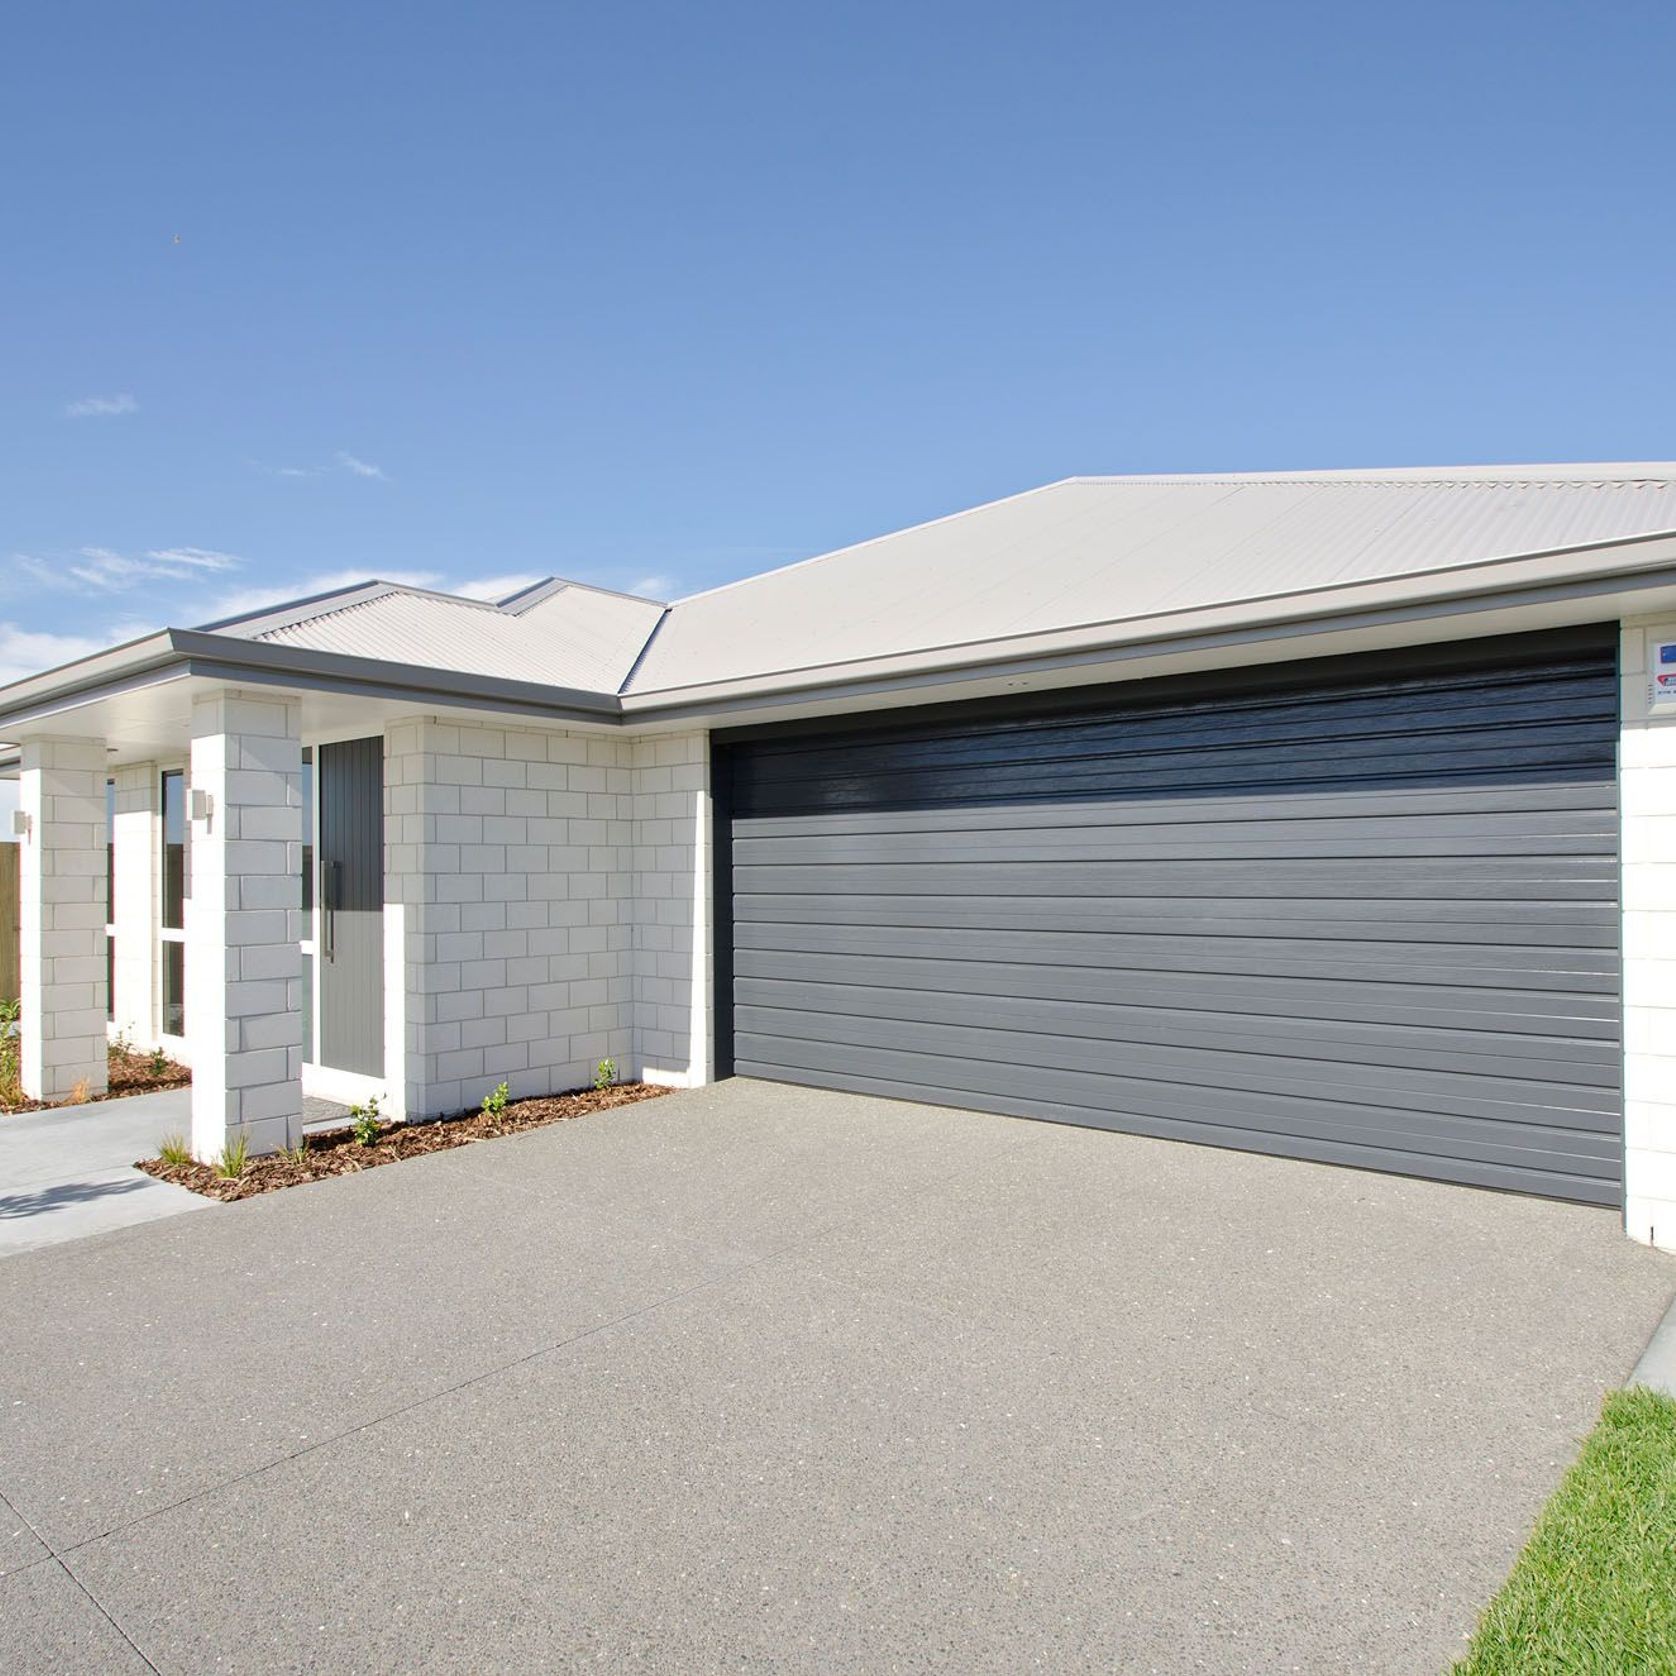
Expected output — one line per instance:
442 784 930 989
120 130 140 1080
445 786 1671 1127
1452 1386 1676 1674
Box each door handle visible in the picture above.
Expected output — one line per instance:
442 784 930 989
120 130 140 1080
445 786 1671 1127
322 860 340 962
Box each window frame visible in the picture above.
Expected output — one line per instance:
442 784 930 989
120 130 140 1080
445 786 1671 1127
159 768 188 1040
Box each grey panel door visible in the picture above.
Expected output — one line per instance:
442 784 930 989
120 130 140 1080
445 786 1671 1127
318 736 384 1077
717 628 1623 1205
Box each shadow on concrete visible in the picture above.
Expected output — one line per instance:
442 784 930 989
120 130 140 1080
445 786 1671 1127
0 1177 150 1221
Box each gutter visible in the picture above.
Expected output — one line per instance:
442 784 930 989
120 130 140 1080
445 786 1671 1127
3 528 1676 740
618 532 1676 719
0 630 624 740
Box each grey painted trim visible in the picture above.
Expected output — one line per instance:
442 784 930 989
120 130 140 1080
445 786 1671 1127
0 631 178 716
497 577 570 612
169 632 624 719
625 551 1676 718
503 576 669 614
3 548 1673 742
193 580 402 638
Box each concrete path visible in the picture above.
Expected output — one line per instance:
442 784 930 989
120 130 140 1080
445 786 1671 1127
0 1078 1671 1674
0 1087 207 1257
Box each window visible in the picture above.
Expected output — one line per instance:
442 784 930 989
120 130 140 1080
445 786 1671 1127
105 779 115 1022
160 770 188 1036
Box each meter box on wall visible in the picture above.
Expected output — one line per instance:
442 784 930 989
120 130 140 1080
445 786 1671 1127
1654 639 1676 711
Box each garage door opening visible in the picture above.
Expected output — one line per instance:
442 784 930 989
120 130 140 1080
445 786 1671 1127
712 627 1622 1205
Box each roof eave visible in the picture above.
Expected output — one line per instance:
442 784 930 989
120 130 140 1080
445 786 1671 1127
620 533 1676 721
0 629 626 739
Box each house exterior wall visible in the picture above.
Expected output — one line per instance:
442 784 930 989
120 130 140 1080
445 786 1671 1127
1621 617 1676 1252
384 717 640 1120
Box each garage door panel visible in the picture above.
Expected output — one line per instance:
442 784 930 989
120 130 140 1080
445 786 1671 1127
733 1035 1622 1178
737 780 1617 838
735 1060 1623 1208
736 671 1614 793
735 949 1619 1036
735 861 1616 903
733 827 1616 865
720 628 1623 1203
734 1004 1620 1128
734 977 1623 1086
735 892 1619 947
760 740 1614 817
733 921 1617 991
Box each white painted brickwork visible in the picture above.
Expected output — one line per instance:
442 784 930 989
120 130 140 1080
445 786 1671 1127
18 736 108 1101
385 717 641 1120
109 762 159 1051
1621 619 1676 1252
187 692 304 1160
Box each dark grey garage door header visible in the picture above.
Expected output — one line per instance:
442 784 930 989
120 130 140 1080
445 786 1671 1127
715 627 1623 1205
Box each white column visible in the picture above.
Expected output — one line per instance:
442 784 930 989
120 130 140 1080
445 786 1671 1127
110 763 158 1048
1621 619 1676 1251
630 732 714 1087
18 736 108 1101
188 692 303 1161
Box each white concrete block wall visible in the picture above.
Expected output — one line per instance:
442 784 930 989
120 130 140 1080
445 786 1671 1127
630 732 712 1086
109 762 159 1050
385 717 638 1120
17 736 108 1100
187 692 304 1160
1621 618 1676 1252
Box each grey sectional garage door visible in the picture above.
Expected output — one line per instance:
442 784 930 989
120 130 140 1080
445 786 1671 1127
715 628 1623 1205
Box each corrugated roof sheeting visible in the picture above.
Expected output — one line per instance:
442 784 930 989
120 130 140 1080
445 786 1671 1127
256 584 664 694
627 468 1676 693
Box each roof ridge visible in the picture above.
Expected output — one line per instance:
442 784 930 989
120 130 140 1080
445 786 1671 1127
667 478 1075 606
1064 462 1676 487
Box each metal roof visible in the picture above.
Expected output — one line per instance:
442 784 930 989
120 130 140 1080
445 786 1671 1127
6 463 1676 740
625 465 1676 695
239 581 666 695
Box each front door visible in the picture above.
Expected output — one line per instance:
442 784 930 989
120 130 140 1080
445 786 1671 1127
317 736 384 1076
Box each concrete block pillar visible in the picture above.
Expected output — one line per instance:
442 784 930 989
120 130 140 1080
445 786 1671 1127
18 735 109 1101
188 692 304 1161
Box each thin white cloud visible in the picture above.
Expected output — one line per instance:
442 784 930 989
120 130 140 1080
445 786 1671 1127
203 567 441 622
626 574 677 600
452 573 547 603
0 622 117 687
23 545 244 592
260 452 388 482
65 392 137 418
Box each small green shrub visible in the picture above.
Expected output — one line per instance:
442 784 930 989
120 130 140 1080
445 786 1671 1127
214 1133 250 1179
594 1058 617 1092
111 1025 134 1057
481 1081 510 1118
350 1096 383 1147
157 1132 193 1168
147 1047 169 1078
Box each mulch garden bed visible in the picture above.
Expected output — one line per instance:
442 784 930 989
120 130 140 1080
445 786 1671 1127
137 1081 672 1201
0 1044 191 1115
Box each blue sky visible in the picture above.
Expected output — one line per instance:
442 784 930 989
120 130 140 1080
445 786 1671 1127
2 0 1673 686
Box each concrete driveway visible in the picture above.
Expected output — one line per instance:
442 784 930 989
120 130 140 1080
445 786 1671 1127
0 1087 207 1257
1 1079 1671 1674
